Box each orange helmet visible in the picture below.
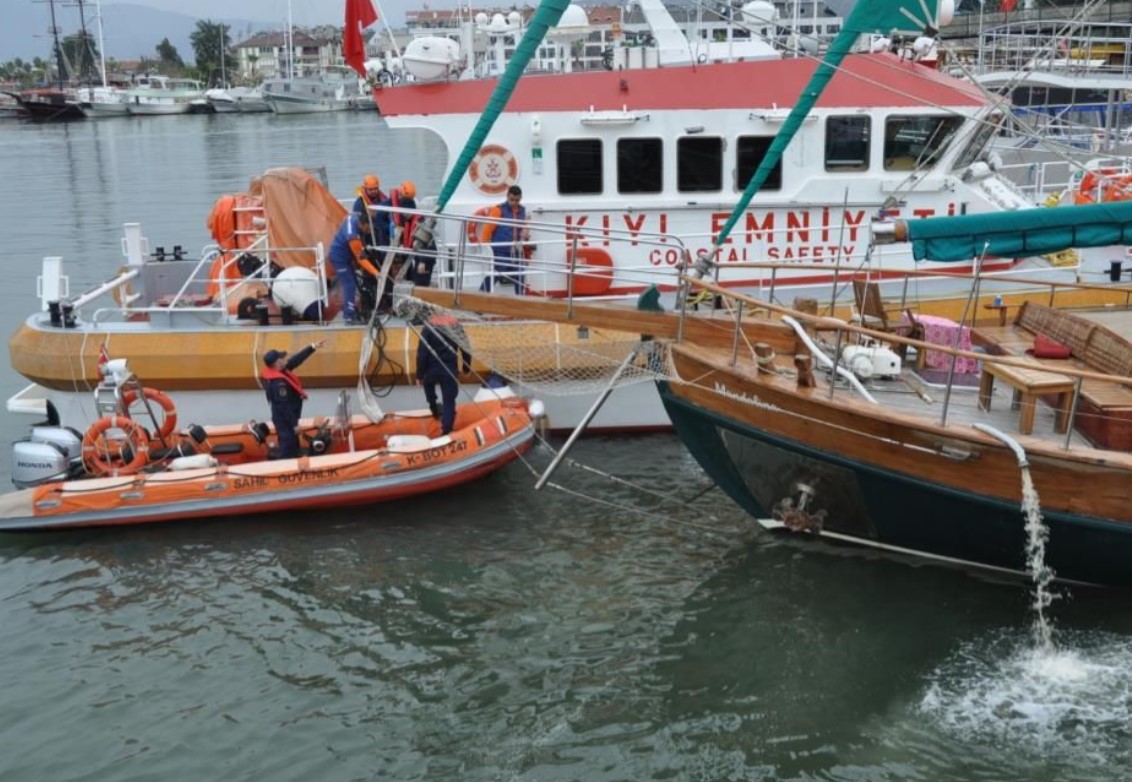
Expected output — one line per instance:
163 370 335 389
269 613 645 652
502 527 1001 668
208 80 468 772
363 174 380 190
400 180 416 198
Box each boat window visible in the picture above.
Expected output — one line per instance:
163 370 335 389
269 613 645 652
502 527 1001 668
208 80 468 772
617 138 663 194
883 115 965 171
677 137 723 192
557 139 603 195
953 113 1003 170
825 116 870 172
736 136 782 191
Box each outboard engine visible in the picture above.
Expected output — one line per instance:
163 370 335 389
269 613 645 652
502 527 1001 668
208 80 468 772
12 426 83 488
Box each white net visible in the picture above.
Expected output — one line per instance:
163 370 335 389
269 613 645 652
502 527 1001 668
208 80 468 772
393 296 673 394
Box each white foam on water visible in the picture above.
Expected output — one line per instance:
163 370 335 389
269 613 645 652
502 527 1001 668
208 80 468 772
919 629 1132 765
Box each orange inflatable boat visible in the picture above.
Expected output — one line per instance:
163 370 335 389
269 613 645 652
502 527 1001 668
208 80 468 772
2 393 539 531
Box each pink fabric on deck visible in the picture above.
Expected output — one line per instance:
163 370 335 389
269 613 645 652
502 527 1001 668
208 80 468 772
916 314 979 374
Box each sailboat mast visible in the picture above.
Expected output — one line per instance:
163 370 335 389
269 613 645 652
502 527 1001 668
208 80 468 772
75 0 92 86
286 0 294 79
46 0 66 89
94 0 108 87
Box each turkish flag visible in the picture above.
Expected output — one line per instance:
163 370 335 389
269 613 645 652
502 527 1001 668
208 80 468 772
344 0 378 77
1000 0 1018 11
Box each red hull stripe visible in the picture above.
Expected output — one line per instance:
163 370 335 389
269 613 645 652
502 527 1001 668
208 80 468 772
376 53 986 117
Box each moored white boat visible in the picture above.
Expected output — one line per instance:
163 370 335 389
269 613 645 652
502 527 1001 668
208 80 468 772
127 76 206 116
77 85 130 117
262 68 364 114
234 86 271 113
205 88 240 113
375 0 1044 299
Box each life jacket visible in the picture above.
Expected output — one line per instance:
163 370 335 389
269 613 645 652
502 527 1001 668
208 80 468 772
390 189 420 248
261 367 308 399
480 202 526 245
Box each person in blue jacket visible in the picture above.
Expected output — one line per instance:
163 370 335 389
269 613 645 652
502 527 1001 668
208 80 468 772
262 340 325 458
327 207 379 324
479 184 529 293
415 313 472 435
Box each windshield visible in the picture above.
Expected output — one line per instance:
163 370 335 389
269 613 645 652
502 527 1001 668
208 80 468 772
883 115 964 171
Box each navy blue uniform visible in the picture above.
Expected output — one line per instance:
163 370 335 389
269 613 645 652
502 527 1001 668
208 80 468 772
416 317 471 434
263 345 316 458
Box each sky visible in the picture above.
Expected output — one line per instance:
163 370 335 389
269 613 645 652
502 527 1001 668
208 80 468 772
117 0 415 27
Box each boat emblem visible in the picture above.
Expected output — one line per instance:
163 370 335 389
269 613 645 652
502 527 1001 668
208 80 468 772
469 144 519 195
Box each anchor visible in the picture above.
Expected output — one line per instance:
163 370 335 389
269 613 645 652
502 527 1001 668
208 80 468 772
773 481 828 534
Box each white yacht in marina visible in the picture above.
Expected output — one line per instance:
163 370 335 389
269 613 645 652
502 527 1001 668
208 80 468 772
78 85 130 117
261 67 366 114
126 76 206 115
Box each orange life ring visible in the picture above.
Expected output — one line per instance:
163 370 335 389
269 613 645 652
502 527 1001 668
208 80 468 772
122 387 178 440
466 205 493 244
566 247 614 295
82 415 150 476
468 144 519 196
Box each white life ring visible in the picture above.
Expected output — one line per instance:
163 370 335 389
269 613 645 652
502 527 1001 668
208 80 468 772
468 144 519 196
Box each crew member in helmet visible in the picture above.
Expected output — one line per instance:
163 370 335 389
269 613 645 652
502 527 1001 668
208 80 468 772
262 339 326 459
382 181 434 286
479 184 529 294
327 206 380 324
353 174 385 241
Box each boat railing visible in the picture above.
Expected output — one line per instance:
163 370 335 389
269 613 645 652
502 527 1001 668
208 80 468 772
710 261 1132 316
364 201 693 303
997 157 1132 203
682 274 1132 456
81 230 333 327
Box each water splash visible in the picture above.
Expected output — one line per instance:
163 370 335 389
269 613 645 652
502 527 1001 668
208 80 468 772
1019 467 1057 651
920 629 1132 768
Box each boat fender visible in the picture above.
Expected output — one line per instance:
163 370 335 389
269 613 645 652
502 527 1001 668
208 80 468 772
122 387 178 440
168 453 219 471
82 416 150 476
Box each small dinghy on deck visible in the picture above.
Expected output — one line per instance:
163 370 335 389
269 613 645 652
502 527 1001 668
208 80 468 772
2 361 541 531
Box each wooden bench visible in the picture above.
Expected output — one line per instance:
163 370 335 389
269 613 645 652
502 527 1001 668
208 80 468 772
971 301 1132 449
977 362 1075 435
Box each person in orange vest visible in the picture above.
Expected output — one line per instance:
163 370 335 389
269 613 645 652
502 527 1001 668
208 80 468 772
262 339 326 458
383 181 435 286
479 184 529 294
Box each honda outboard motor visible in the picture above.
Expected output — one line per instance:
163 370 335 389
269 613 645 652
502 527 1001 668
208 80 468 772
12 426 83 488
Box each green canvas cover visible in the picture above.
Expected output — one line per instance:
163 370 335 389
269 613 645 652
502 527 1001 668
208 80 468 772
904 201 1132 262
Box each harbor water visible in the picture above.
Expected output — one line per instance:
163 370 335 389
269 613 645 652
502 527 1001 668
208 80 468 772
1 113 1131 781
